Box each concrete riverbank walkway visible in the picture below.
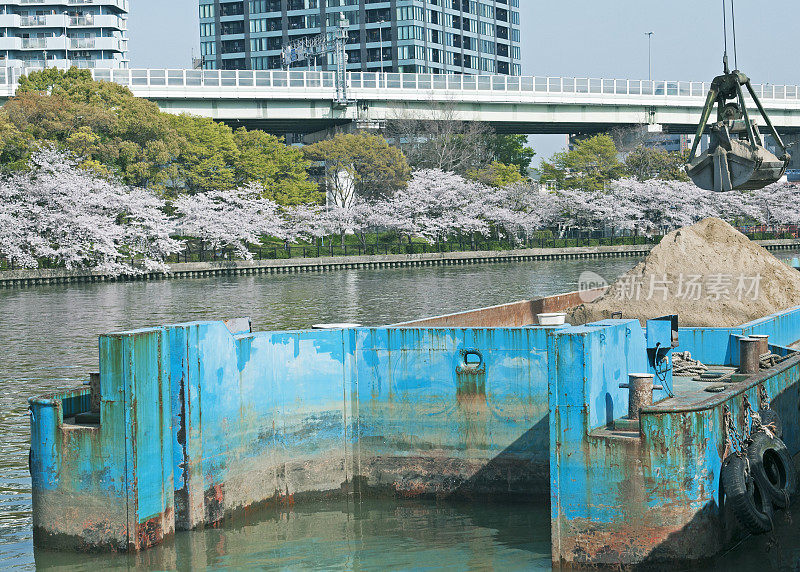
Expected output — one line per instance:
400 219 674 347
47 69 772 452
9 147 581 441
2 239 799 289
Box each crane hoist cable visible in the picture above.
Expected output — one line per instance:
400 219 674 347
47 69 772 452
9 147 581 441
684 0 790 192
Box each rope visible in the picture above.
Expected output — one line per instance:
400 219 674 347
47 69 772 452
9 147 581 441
672 351 708 376
675 350 787 379
759 352 781 369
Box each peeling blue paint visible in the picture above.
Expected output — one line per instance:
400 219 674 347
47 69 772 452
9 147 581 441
28 304 800 566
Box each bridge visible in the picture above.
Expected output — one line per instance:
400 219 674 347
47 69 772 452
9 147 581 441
2 68 800 138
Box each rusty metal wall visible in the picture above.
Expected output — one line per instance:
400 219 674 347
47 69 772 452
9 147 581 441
29 329 174 551
674 306 800 366
354 327 552 499
549 313 800 567
28 303 800 560
165 322 355 530
30 319 561 550
391 288 606 328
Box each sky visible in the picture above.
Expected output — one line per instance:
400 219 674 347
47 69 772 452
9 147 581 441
128 0 800 160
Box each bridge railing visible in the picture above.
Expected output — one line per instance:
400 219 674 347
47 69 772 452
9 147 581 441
1 67 798 101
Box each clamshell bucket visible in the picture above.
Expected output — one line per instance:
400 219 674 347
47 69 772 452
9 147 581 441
686 68 790 192
686 139 788 192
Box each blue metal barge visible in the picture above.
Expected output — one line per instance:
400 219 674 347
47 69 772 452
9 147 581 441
28 290 800 566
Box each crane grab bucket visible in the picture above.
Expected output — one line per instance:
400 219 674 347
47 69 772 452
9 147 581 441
685 69 790 192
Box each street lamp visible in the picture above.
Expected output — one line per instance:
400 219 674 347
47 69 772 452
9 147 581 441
378 20 384 74
645 31 654 82
64 11 69 66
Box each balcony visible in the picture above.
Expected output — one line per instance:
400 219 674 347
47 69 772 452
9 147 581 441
0 14 21 27
0 37 22 50
20 15 47 26
68 37 123 51
70 38 95 49
14 36 71 51
76 37 124 51
21 37 47 49
8 0 129 11
70 59 96 68
70 15 95 26
68 0 129 11
70 14 127 29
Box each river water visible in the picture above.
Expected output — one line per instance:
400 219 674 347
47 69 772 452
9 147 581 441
2 255 800 570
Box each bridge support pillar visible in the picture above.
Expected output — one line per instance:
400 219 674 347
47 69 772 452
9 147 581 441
303 119 384 144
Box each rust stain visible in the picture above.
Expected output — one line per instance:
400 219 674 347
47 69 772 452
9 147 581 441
204 483 226 525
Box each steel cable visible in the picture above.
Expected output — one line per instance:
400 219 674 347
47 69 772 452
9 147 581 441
731 0 739 70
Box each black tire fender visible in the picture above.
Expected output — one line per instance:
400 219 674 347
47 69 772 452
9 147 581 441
747 430 796 509
721 453 774 534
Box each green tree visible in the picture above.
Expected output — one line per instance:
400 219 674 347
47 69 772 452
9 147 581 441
624 145 690 182
3 68 318 203
7 68 183 190
540 134 625 191
303 132 411 202
468 161 524 187
0 110 32 172
233 129 320 205
491 134 535 176
171 114 239 193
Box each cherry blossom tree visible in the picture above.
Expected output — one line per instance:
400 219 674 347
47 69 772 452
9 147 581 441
4 152 797 274
482 183 540 245
285 203 327 243
0 149 182 274
386 169 490 243
173 183 287 259
546 179 800 236
751 183 800 225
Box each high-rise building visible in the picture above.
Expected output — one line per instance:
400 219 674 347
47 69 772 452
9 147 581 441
199 0 521 75
0 1 129 69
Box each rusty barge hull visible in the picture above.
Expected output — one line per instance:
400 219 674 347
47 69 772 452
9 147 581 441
28 291 800 566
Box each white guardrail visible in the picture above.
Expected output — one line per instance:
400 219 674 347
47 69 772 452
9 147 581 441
0 68 799 101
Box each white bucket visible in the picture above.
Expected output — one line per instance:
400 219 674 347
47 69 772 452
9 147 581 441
537 312 567 326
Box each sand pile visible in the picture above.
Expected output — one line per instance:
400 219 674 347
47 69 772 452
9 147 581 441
570 218 800 327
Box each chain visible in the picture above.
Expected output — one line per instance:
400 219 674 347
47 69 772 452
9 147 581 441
724 404 745 457
742 395 753 442
758 383 770 410
724 394 760 456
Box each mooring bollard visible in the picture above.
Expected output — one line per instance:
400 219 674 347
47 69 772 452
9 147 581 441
619 373 662 420
749 334 769 357
739 337 762 374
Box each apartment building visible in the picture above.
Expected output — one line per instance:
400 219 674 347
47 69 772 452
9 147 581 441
0 0 128 69
199 0 521 75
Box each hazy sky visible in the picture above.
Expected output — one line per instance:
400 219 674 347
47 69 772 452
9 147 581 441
128 1 800 159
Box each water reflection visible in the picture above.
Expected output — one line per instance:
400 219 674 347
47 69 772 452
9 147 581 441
32 500 552 571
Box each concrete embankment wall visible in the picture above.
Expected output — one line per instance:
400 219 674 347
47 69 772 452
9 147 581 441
2 244 651 288
4 240 798 289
